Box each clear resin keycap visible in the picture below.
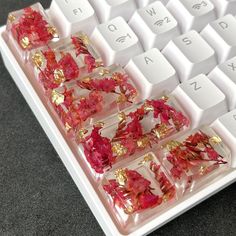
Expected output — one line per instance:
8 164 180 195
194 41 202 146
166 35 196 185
6 3 59 61
100 152 177 228
30 32 103 91
78 96 190 178
50 65 138 136
158 127 230 195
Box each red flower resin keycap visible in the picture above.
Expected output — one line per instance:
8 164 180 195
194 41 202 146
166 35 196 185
50 65 138 136
30 32 103 91
159 127 230 195
101 153 176 227
6 3 58 61
79 96 189 176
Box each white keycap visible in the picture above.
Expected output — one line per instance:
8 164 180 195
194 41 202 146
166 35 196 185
125 48 179 100
172 74 228 128
162 30 217 82
91 17 143 66
50 0 98 37
167 0 216 33
129 1 180 50
137 0 170 8
211 0 236 17
211 110 236 167
201 15 236 64
208 57 236 111
89 0 137 23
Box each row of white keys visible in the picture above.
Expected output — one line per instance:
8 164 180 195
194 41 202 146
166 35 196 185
201 14 236 64
125 48 179 100
129 1 180 50
172 74 227 129
211 0 236 17
209 56 236 111
167 0 216 33
162 30 217 82
91 17 143 66
89 0 137 22
212 110 236 167
50 0 98 37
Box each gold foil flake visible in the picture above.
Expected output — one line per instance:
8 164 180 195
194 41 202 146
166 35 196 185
164 140 181 151
112 143 127 157
51 90 65 106
161 95 169 102
209 136 222 145
139 153 154 165
115 168 127 186
54 69 65 84
118 112 126 122
95 121 105 128
152 124 169 139
77 128 88 142
137 136 150 148
112 73 121 82
8 14 16 23
199 165 207 175
79 33 90 46
81 77 91 84
47 26 58 38
196 142 205 150
143 102 154 112
116 93 127 104
65 122 72 131
124 205 134 215
32 52 44 68
95 61 104 68
98 68 110 76
20 36 30 49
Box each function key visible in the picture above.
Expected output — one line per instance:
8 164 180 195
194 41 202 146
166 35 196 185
89 0 137 22
50 0 98 37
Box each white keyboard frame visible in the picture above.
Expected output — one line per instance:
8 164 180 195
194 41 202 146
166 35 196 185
1 25 236 236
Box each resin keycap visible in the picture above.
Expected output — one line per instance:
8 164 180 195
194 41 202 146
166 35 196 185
78 96 189 178
101 152 177 227
6 3 59 61
158 127 230 195
50 65 138 136
30 32 103 92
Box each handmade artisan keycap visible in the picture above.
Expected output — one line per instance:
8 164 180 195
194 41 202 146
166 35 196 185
6 3 59 61
30 32 103 92
78 96 190 178
100 152 177 227
158 127 230 195
50 65 138 136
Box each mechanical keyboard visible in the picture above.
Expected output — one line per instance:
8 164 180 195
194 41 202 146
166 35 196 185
0 0 236 235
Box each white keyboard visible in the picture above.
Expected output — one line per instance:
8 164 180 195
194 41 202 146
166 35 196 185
0 1 236 235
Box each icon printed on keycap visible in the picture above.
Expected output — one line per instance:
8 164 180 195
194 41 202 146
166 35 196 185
154 17 171 27
116 34 131 43
192 1 207 10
